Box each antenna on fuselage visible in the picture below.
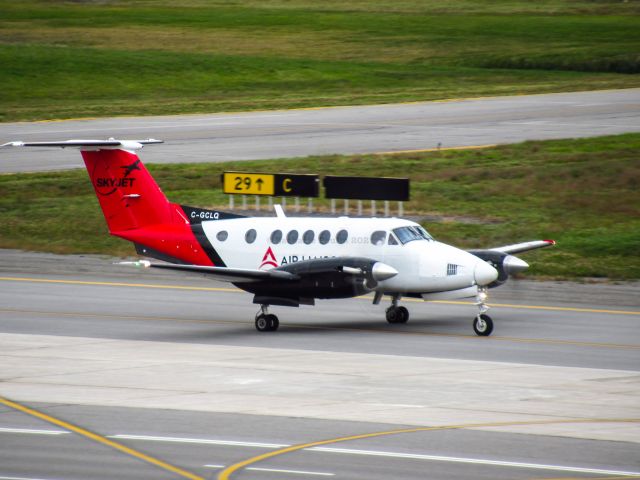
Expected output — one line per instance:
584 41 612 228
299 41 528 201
274 204 286 218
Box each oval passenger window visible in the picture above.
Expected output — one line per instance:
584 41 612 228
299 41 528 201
271 230 282 244
303 230 314 244
245 229 257 244
287 230 299 245
319 230 331 245
370 231 386 246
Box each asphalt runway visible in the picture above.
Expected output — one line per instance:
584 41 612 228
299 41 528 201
1 88 639 173
1 250 639 480
2 89 639 479
2 404 639 480
1 269 639 371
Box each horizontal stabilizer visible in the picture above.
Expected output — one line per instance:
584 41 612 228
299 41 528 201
1 139 162 151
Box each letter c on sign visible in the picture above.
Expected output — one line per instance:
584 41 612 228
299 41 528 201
283 178 292 193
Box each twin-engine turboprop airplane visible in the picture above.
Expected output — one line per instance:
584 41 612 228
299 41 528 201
3 139 555 335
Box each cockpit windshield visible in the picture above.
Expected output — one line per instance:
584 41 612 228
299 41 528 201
392 225 434 245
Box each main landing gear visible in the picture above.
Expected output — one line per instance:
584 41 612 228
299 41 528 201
385 294 409 324
473 287 493 336
255 305 279 332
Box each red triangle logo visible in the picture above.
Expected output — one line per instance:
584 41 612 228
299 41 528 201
260 246 278 269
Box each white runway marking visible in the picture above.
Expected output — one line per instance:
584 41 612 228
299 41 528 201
3 426 639 476
111 433 287 448
246 467 334 476
204 465 334 476
312 447 640 477
0 427 68 435
0 477 59 480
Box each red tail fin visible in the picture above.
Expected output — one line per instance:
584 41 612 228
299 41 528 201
4 139 222 266
81 147 217 266
82 148 173 232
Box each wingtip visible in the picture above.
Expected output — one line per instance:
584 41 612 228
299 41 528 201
116 260 151 268
1 141 24 148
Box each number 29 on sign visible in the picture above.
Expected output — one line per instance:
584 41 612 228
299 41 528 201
222 173 275 195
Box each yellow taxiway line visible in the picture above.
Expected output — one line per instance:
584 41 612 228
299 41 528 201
0 276 239 293
217 418 640 480
0 395 205 480
372 143 496 156
1 393 637 480
1 276 638 317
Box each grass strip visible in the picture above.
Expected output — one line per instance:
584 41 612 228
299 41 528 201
1 0 639 121
1 134 638 280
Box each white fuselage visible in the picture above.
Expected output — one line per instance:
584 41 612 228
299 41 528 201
201 215 496 297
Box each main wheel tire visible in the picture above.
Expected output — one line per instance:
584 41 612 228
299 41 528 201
386 306 399 324
396 306 409 324
473 314 494 336
267 314 279 331
255 314 270 332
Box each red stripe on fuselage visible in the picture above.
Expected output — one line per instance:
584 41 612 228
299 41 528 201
113 205 216 267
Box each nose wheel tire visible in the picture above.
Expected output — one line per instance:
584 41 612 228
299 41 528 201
473 314 493 336
256 313 279 332
386 306 409 324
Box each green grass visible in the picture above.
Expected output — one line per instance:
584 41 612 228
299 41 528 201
1 0 639 121
1 134 638 280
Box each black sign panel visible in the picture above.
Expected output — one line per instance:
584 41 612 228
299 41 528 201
274 173 319 197
324 176 410 201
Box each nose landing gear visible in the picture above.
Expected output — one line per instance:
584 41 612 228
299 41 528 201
255 305 279 332
473 287 493 336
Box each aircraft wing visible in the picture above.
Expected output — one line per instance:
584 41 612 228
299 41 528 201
118 260 299 283
120 257 398 285
489 240 556 255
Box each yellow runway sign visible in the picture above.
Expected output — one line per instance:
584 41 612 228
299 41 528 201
222 172 319 196
222 172 275 195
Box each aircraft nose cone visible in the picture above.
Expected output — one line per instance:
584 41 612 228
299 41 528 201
371 262 399 281
474 260 498 286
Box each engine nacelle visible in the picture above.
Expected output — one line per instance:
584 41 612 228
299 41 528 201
468 250 529 288
241 257 398 302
